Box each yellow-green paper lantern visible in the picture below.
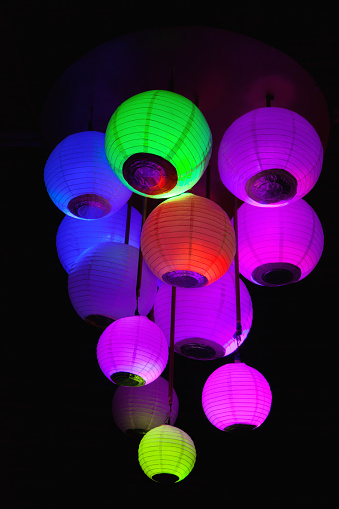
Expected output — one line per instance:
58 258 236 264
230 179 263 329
105 90 212 199
138 425 196 483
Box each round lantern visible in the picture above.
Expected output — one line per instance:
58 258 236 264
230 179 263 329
154 265 253 359
202 362 272 431
138 425 196 482
68 242 157 328
44 131 131 218
105 90 212 199
96 315 169 387
56 203 142 273
140 193 235 288
218 107 323 207
236 199 324 286
112 376 179 436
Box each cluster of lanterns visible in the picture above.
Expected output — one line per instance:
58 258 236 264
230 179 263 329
44 89 324 483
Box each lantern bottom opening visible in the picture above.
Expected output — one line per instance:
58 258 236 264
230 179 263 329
175 338 225 360
85 314 115 328
252 262 301 286
224 423 256 432
245 169 297 204
123 153 178 196
152 473 179 483
125 428 147 437
67 193 112 218
110 371 146 387
162 270 208 288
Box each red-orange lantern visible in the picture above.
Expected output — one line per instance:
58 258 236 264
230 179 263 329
140 193 236 288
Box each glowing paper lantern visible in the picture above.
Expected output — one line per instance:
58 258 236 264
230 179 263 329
96 316 168 387
236 199 324 286
44 131 131 218
218 107 323 206
105 90 212 199
140 193 235 288
202 362 272 431
56 203 142 273
154 266 253 359
68 242 157 327
112 377 179 436
138 425 196 482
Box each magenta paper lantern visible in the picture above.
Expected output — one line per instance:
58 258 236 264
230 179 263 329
140 193 235 288
112 376 179 435
218 107 323 207
44 131 131 219
153 265 253 359
56 203 142 273
68 242 157 327
96 316 169 387
236 199 324 286
202 362 272 431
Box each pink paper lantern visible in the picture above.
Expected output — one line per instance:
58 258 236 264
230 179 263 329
236 199 324 286
68 242 157 327
153 266 253 359
140 193 235 288
202 362 272 431
112 376 179 435
96 316 169 387
218 107 323 207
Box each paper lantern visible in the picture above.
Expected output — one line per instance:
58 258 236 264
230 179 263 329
44 131 131 218
105 90 212 199
154 265 253 359
236 199 324 286
112 377 179 436
140 193 235 288
68 242 157 327
138 425 196 482
56 203 142 273
96 316 169 387
218 107 323 206
202 362 272 431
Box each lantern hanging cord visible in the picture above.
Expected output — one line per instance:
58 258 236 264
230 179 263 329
167 285 176 425
124 199 132 245
233 195 242 361
135 197 148 316
266 93 274 107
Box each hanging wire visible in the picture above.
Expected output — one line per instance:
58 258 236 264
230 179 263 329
167 285 177 425
124 199 132 245
266 93 274 107
135 197 148 316
233 195 242 362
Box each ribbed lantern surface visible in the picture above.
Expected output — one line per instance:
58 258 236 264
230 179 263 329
138 425 196 482
56 203 141 273
236 199 324 286
44 131 131 218
140 193 235 288
68 242 157 327
112 377 179 436
202 362 272 431
154 266 253 359
218 107 323 207
97 316 169 387
105 90 212 199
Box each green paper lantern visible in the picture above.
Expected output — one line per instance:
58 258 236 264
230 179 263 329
105 90 212 199
138 425 196 483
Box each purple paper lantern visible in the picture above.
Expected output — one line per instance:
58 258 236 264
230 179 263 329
112 376 179 436
218 107 323 207
97 316 169 387
56 203 142 273
153 265 253 359
68 242 157 327
202 362 272 431
236 199 324 286
44 131 131 219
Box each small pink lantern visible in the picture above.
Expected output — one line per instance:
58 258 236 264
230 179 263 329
218 107 323 207
236 198 324 286
140 193 235 288
96 315 169 387
112 376 179 436
153 266 253 359
202 362 272 431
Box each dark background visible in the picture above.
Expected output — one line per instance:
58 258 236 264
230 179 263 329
2 2 338 506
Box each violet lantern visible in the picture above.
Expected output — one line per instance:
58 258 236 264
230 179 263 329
96 315 169 387
218 107 323 207
236 198 324 286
